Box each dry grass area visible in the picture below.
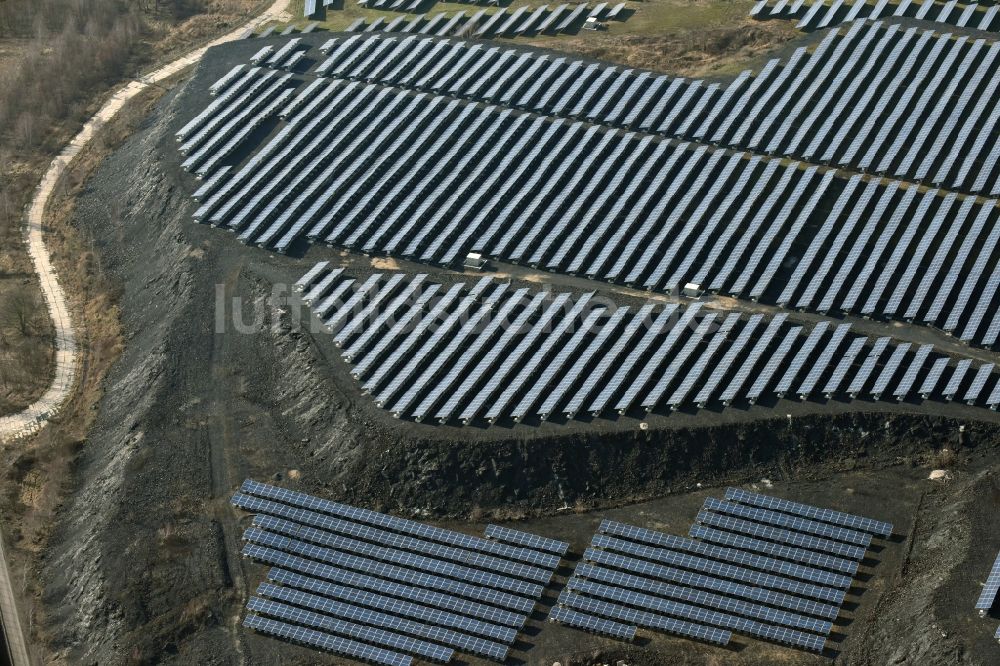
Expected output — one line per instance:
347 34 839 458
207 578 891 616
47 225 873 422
0 83 166 663
0 0 267 418
285 0 799 77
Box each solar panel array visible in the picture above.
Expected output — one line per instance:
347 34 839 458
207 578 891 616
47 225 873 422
181 33 1000 349
295 265 1000 424
551 489 892 652
753 0 1000 33
234 479 565 663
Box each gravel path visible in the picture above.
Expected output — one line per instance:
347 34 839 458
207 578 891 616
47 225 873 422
0 0 292 445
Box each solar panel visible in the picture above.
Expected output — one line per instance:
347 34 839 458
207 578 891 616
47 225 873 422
746 327 802 403
257 582 509 659
558 589 730 645
870 343 910 400
965 364 995 405
567 577 826 652
243 614 413 666
245 526 538 613
976 551 1000 614
233 494 552 583
776 321 830 397
702 497 871 548
846 337 890 397
239 480 559 568
267 568 517 643
246 596 454 661
689 523 857 578
695 511 867 561
484 524 570 556
591 531 848 600
919 357 950 399
583 547 841 619
725 487 893 537
573 562 832 633
243 544 526 628
548 605 637 640
943 359 973 400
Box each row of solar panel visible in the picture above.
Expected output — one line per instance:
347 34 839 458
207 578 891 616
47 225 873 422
301 26 1000 198
296 268 1000 423
189 44 1000 348
235 481 569 662
754 0 1000 34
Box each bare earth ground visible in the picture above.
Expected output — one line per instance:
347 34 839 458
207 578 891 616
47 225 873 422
0 33 995 665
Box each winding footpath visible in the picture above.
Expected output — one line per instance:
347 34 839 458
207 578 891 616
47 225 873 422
0 0 291 445
0 4 291 665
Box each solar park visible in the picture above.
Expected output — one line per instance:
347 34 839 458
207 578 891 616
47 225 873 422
183 29 1000 350
233 481 893 661
234 479 569 664
549 484 893 653
296 265 1000 424
163 18 1000 660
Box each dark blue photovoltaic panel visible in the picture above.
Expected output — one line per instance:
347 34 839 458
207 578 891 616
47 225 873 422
244 614 413 666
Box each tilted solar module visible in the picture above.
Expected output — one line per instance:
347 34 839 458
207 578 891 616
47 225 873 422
702 497 872 548
893 345 933 401
919 357 950 398
746 327 802 403
943 358 973 400
485 524 570 556
725 487 893 537
244 527 538 613
976 551 1000 614
846 337 890 397
246 596 454 662
583 548 842 619
965 364 995 405
239 479 560 568
590 533 848 600
695 511 867 560
548 605 637 640
567 577 826 652
256 583 509 660
267 568 517 643
243 614 413 666
232 493 552 583
243 544 526 627
776 321 830 397
575 563 832 633
557 589 730 645
870 343 911 399
689 523 858 577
